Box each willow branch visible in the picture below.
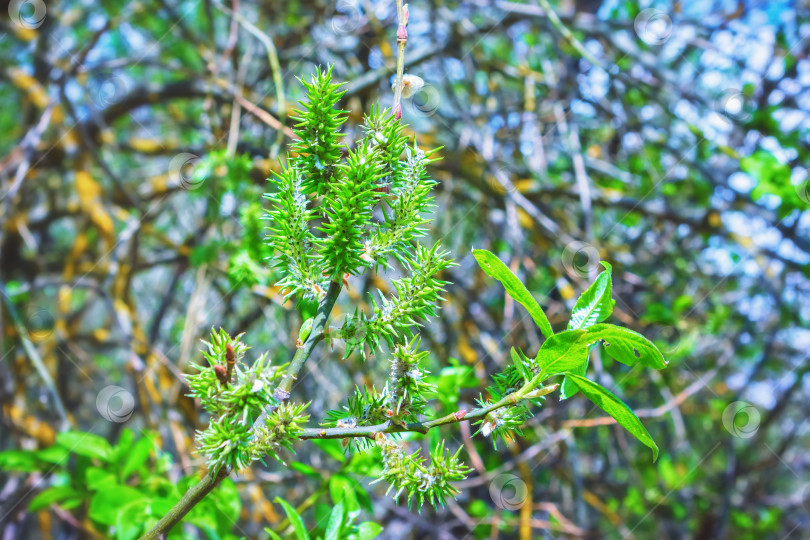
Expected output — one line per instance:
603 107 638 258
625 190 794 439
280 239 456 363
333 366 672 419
142 281 341 539
252 279 342 430
300 381 560 440
140 467 230 540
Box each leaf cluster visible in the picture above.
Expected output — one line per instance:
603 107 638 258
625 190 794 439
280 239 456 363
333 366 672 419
0 429 241 539
472 250 667 459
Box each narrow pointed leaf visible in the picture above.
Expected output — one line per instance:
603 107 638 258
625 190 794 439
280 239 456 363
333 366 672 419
324 502 345 540
563 263 613 397
357 522 383 539
274 497 310 540
510 347 530 381
567 261 614 330
564 372 659 461
473 249 553 338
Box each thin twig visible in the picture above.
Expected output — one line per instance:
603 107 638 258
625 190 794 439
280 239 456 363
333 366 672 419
391 0 409 115
270 281 341 402
533 0 605 69
226 44 252 157
0 279 70 430
213 0 287 156
298 382 559 440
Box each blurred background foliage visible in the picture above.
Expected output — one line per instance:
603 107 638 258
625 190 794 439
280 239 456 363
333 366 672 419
0 0 808 538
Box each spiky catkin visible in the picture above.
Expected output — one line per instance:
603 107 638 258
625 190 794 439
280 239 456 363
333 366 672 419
361 104 408 190
373 434 469 509
187 329 283 471
366 143 438 269
250 402 310 463
290 65 347 196
368 242 453 347
266 164 324 299
317 143 383 278
387 336 435 418
339 242 453 358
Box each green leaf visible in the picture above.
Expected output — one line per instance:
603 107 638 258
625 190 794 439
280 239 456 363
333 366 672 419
187 507 219 537
434 363 477 410
289 461 321 477
147 498 176 521
563 372 659 461
343 475 373 513
561 262 613 398
56 431 113 461
567 261 614 330
312 439 347 463
587 324 666 369
330 474 360 513
121 437 152 479
473 249 553 338
113 429 134 463
324 502 345 540
34 445 73 465
86 466 117 490
212 478 242 527
538 324 665 379
60 497 84 511
88 486 145 524
357 522 383 539
274 497 311 540
115 500 148 540
510 347 531 381
560 357 589 400
741 150 791 201
265 529 285 540
535 329 591 377
0 450 47 472
28 485 80 511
